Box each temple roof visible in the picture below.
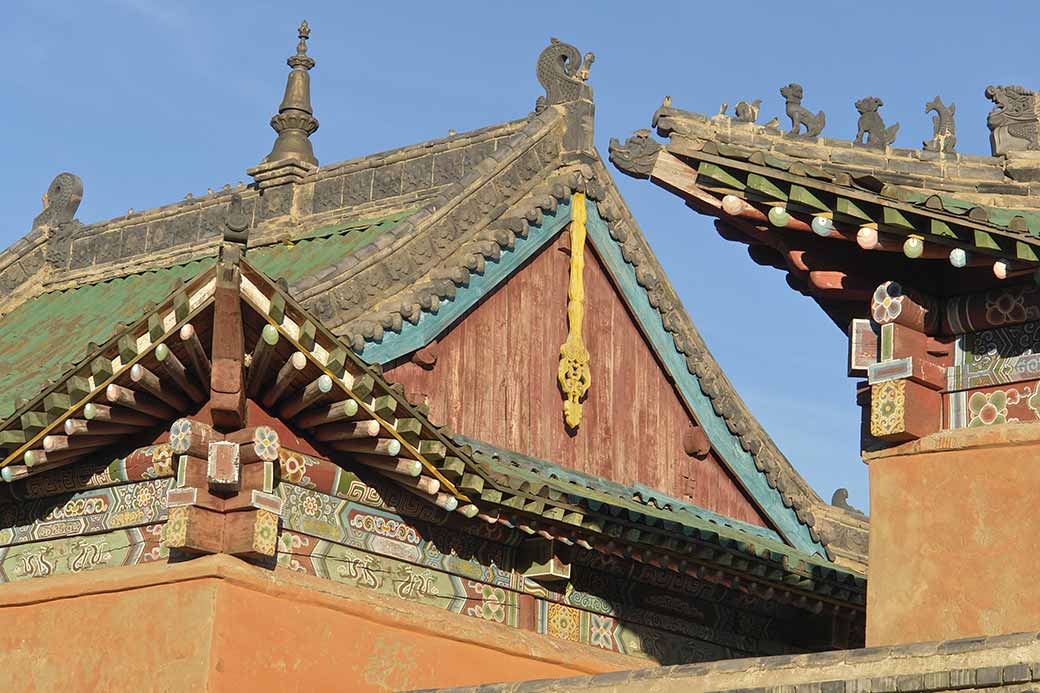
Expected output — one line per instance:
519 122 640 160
0 246 866 614
610 86 1040 329
0 35 872 563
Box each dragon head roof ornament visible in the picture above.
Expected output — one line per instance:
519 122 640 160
985 85 1040 156
534 38 595 113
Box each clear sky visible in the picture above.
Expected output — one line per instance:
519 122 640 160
4 1 1037 511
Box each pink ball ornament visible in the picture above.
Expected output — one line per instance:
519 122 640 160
721 194 744 215
857 226 878 250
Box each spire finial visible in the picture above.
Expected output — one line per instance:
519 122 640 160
257 20 319 168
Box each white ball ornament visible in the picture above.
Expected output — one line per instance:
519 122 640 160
721 194 744 215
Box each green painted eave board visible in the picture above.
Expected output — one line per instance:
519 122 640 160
0 258 215 421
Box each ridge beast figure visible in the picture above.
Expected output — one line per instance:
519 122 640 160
780 83 825 137
855 96 899 148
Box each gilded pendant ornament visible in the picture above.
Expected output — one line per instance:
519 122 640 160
558 192 592 429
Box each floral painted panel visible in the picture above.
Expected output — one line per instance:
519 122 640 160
947 381 1040 429
0 478 171 548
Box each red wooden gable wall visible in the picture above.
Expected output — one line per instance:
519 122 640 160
385 232 769 527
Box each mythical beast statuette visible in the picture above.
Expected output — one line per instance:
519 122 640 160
608 129 662 180
780 83 825 137
854 96 899 148
923 96 956 153
985 85 1040 155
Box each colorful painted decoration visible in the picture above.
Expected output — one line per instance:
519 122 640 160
856 226 878 250
721 194 744 215
767 205 789 227
810 216 833 237
871 281 904 324
994 259 1009 279
949 248 967 268
903 236 924 259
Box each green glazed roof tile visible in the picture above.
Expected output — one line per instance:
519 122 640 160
249 209 417 284
0 208 417 423
456 435 860 579
0 258 215 422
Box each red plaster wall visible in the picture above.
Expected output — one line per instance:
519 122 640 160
386 233 767 526
0 557 637 692
867 427 1040 645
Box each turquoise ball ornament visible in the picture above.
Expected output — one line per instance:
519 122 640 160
767 206 789 227
903 237 924 259
811 216 833 236
949 248 967 268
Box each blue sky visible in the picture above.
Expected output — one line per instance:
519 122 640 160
4 1 1037 511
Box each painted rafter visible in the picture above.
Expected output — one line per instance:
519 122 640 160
673 144 1040 265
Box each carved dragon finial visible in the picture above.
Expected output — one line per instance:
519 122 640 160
33 172 83 231
923 96 956 152
854 96 899 148
985 85 1040 155
535 38 595 113
34 172 84 269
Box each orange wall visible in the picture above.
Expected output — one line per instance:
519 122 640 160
866 426 1040 645
387 233 767 526
0 571 215 691
0 556 638 692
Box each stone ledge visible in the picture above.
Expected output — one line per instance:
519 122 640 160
862 423 1040 462
417 630 1040 693
0 553 638 677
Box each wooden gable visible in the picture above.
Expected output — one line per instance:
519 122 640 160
384 229 771 528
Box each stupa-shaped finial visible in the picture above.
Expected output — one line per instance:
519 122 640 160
259 20 319 167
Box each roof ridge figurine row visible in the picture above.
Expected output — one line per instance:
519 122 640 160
717 83 1040 156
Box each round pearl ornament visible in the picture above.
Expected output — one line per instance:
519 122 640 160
721 194 744 215
994 260 1009 279
857 226 878 250
767 206 790 227
949 248 967 268
903 237 924 259
811 216 834 237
